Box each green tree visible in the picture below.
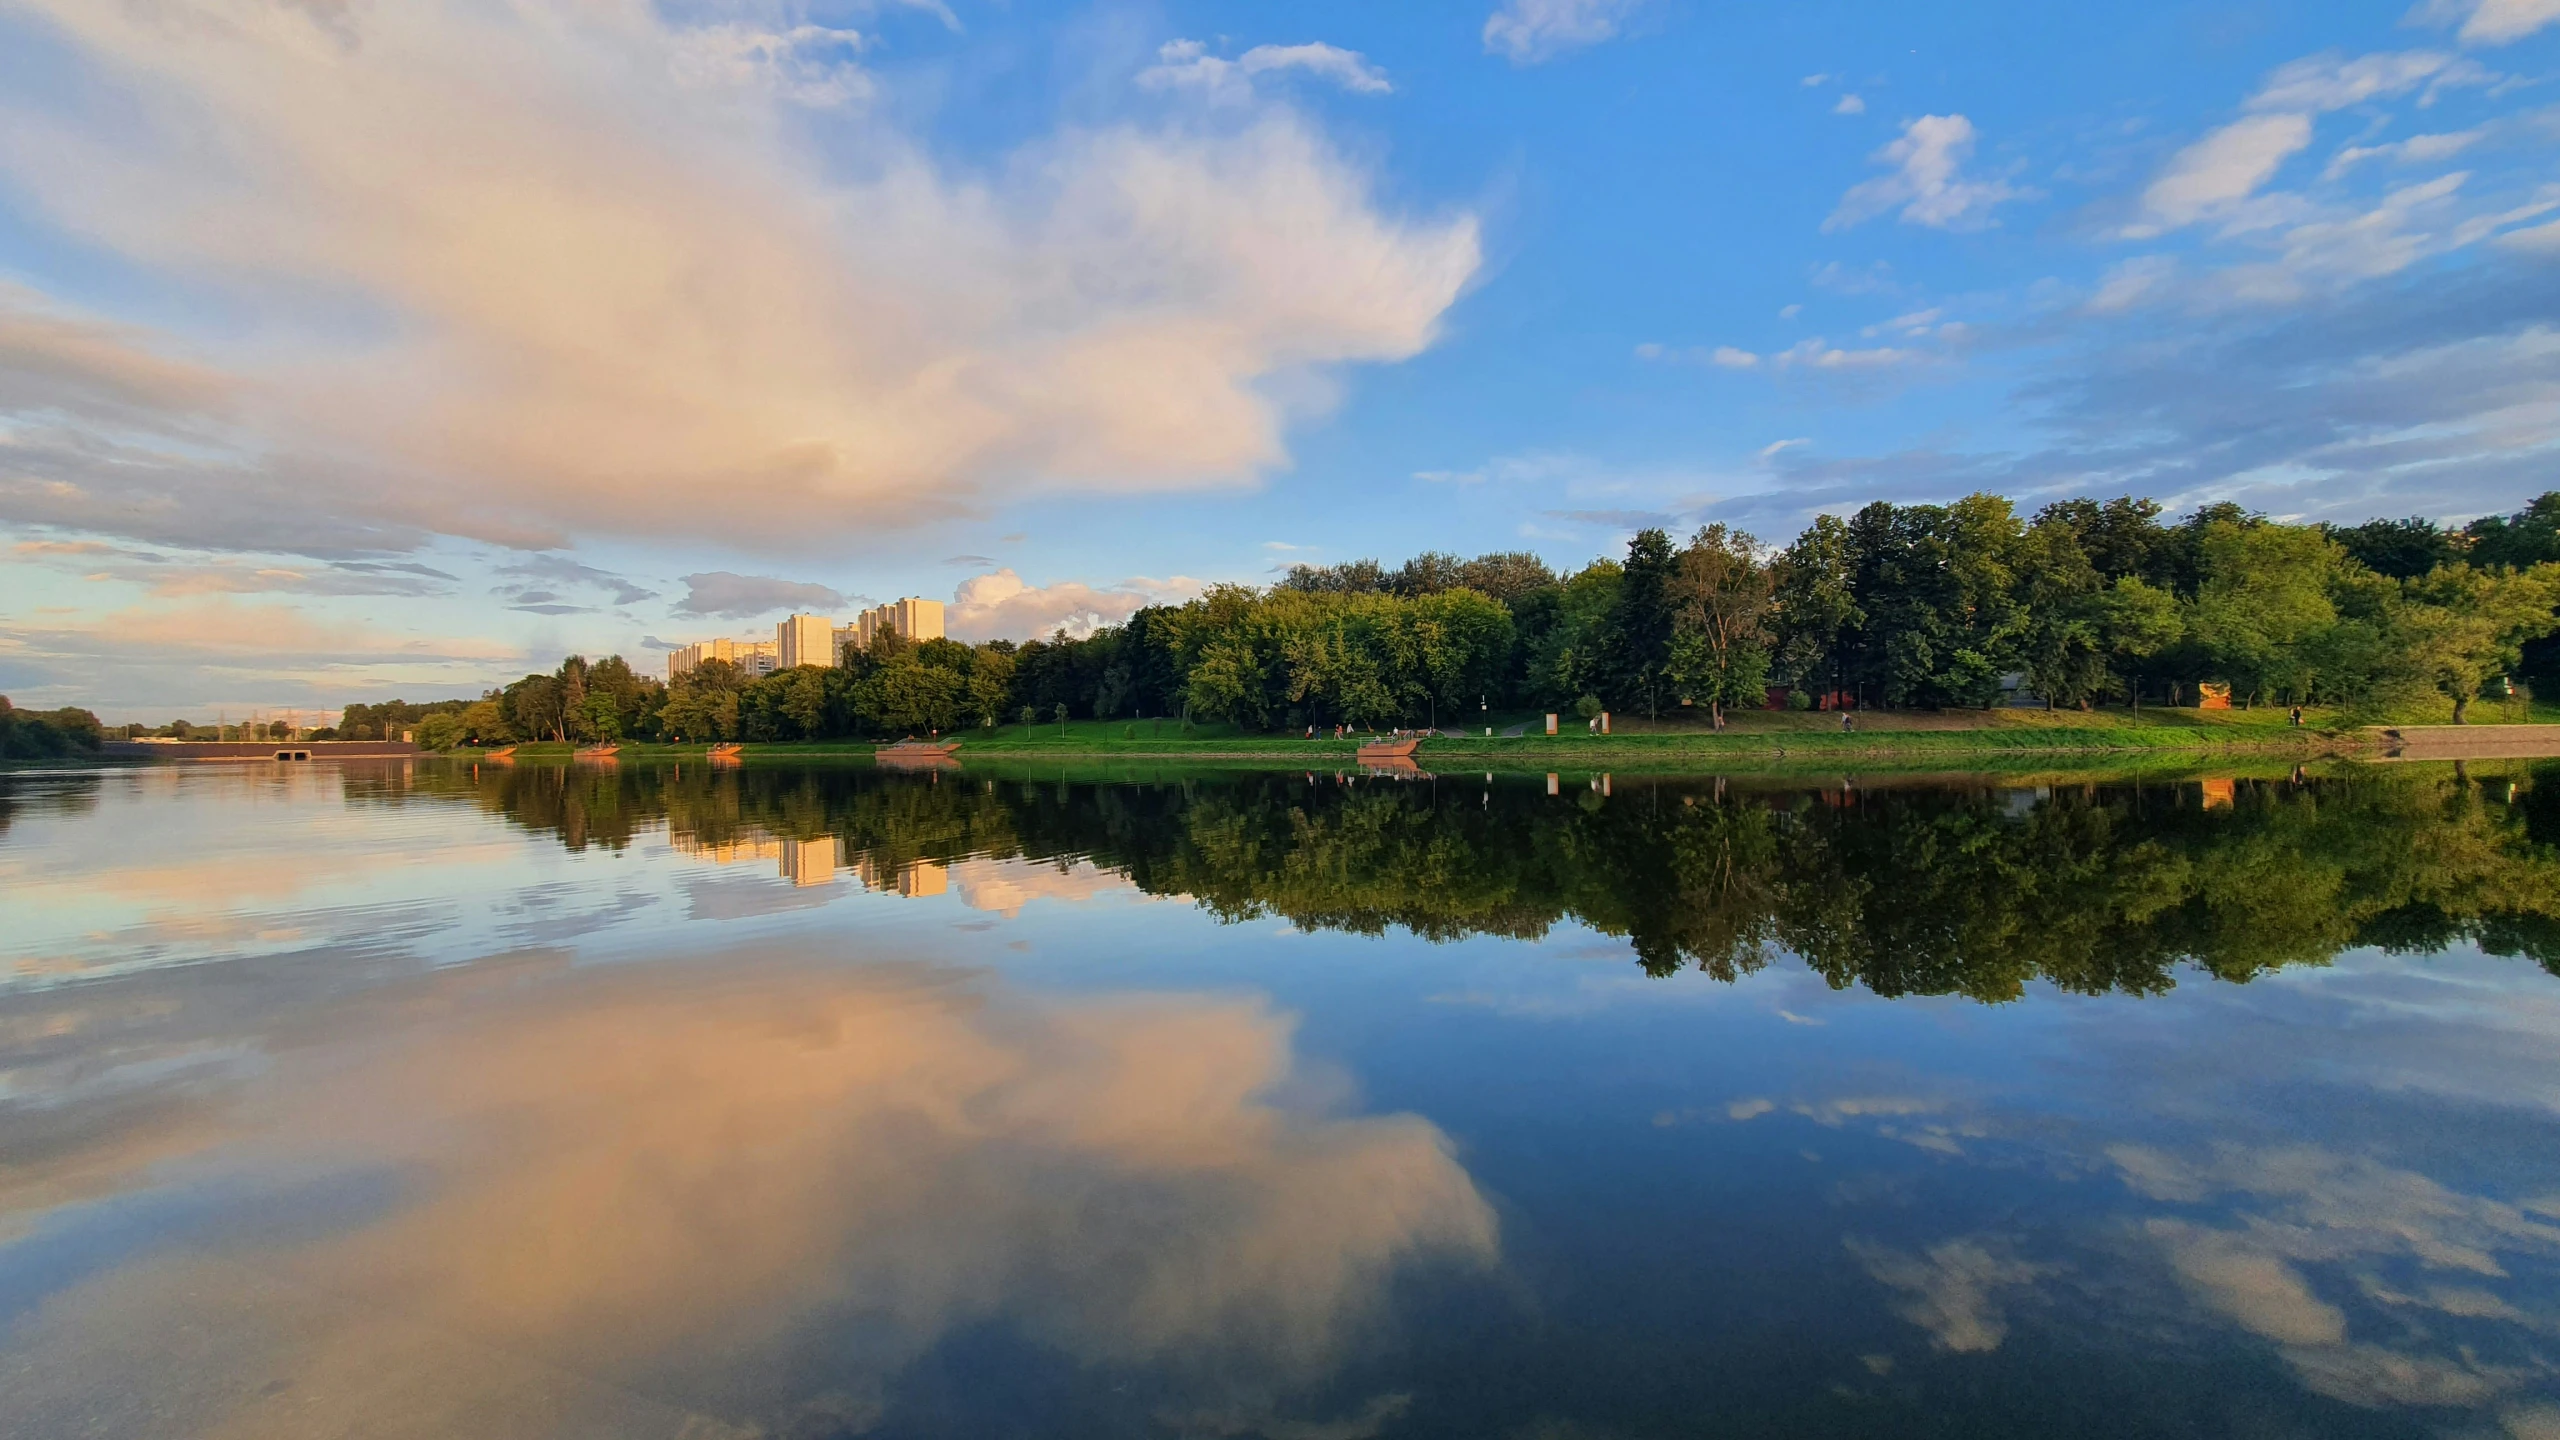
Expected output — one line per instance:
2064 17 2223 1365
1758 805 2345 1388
2398 563 2560 722
1667 524 1773 721
1600 528 1679 719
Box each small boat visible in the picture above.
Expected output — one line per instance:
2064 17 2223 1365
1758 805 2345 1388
1354 737 1422 763
875 739 962 769
706 743 744 765
482 745 517 760
573 743 621 762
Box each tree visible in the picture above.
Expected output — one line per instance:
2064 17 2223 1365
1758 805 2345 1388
1771 514 1861 704
1666 524 1773 721
2397 563 2560 722
1600 528 1678 718
2185 519 2341 706
2328 517 2461 579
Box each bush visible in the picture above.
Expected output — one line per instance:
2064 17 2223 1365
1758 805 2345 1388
1573 694 1604 721
1786 688 1814 712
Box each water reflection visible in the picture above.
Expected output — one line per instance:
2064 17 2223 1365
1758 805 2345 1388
5 760 2560 1437
0 950 1492 1437
382 761 2560 997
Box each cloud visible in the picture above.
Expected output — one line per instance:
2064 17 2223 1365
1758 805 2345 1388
495 554 655 608
1141 40 1393 97
948 568 1206 641
1482 0 1646 65
2142 114 2318 228
1835 94 1866 116
0 2 1478 557
0 956 1498 1435
2414 0 2560 44
0 599 520 713
2324 127 2486 179
2136 51 2492 233
942 553 998 566
1826 116 2026 231
673 572 849 619
1774 338 1918 369
1848 1236 2049 1353
2244 50 2488 114
2112 1143 2560 1409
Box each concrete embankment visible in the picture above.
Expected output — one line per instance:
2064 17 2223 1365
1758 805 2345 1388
99 740 422 761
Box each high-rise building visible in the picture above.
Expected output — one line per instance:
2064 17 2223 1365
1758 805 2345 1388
667 637 780 682
776 613 836 669
853 597 946 650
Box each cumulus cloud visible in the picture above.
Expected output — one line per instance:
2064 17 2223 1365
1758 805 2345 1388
673 572 849 619
948 568 1205 641
1141 39 1393 97
1826 115 2027 231
1482 0 1646 65
0 1 1478 557
1835 94 1866 116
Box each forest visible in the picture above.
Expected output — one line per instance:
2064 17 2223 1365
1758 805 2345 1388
387 490 2560 747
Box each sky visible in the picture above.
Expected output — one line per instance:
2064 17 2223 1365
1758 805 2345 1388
4 0 2560 719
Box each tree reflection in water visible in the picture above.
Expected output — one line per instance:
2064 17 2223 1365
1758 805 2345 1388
369 761 2560 1002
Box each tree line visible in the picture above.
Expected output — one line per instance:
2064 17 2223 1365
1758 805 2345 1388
366 761 2560 1000
0 697 102 760
387 490 2560 747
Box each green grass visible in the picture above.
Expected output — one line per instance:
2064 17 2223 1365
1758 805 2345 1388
422 697 2556 772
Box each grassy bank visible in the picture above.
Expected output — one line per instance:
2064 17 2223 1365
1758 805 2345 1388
420 699 2557 771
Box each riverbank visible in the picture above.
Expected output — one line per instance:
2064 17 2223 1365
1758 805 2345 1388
439 706 2458 769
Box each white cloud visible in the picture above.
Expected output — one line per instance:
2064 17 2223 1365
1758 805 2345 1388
2139 113 2316 229
2244 50 2486 114
1757 438 1809 458
948 568 1206 641
2324 127 2486 178
666 23 874 108
1139 39 1392 97
1482 0 1645 65
1825 115 2026 231
0 2 1478 557
2136 51 2493 234
1834 94 1866 116
1774 338 1916 369
1801 73 1832 87
1711 346 1761 368
2413 0 2560 45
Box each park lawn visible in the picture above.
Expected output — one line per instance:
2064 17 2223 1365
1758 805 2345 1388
427 694 2549 768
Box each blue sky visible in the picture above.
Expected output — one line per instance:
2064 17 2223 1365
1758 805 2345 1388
5 0 2560 717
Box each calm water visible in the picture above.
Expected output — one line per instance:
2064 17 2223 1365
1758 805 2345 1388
4 760 2560 1439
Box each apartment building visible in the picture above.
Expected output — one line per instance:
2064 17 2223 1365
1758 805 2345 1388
666 637 780 682
776 613 836 669
854 597 946 650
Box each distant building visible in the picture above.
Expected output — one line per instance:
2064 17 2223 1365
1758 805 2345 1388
667 637 780 682
854 597 946 650
776 613 836 669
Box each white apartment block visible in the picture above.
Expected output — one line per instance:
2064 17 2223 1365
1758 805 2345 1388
666 637 780 682
668 597 944 681
854 597 946 650
776 613 835 669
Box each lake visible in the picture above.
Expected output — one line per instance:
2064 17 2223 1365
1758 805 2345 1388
3 759 2558 1439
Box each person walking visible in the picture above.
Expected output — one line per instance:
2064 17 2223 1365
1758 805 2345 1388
1841 710 1854 733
